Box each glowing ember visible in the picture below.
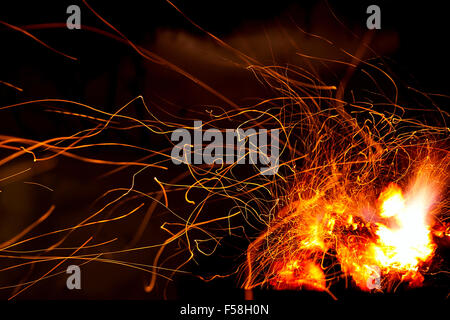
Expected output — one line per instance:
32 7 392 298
244 161 446 295
271 260 326 291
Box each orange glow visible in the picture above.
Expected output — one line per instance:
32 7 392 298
245 161 446 295
370 183 435 274
271 260 326 291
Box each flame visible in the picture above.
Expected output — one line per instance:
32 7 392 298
246 163 445 294
271 260 326 291
370 183 435 273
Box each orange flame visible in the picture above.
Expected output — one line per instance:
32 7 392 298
245 161 445 295
370 183 435 275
